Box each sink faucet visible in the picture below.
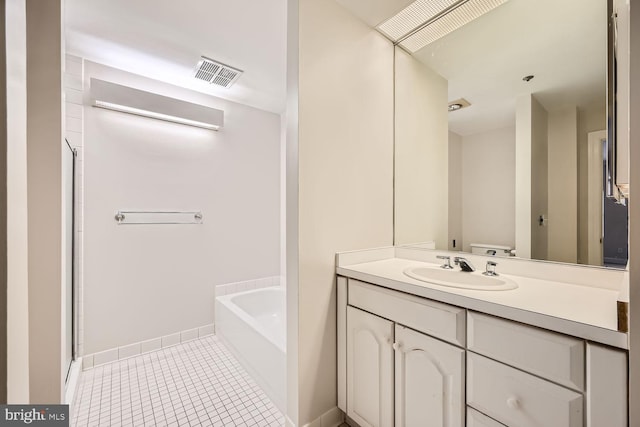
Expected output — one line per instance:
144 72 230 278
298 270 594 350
436 255 454 269
453 257 475 272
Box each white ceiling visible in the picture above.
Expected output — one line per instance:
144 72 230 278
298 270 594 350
337 0 607 136
65 0 287 114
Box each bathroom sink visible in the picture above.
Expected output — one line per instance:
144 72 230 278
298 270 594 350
403 266 518 291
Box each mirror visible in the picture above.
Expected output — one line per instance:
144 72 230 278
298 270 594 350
392 0 628 268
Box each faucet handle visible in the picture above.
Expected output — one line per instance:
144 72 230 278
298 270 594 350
436 255 454 269
483 260 498 276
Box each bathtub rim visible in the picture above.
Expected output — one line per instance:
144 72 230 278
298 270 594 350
215 286 286 353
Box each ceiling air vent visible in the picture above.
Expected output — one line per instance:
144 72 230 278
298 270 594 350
194 57 243 88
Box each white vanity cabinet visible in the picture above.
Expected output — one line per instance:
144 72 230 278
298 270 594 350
346 306 394 427
337 276 628 427
340 279 465 427
394 324 465 427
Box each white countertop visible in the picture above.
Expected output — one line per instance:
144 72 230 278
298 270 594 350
337 255 628 349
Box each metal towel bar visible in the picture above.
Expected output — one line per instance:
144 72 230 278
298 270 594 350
114 210 204 225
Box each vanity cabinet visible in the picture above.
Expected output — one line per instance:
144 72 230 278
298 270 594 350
342 280 465 427
346 306 394 427
337 276 628 427
394 324 464 427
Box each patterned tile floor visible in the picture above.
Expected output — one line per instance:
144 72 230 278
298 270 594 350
71 335 283 426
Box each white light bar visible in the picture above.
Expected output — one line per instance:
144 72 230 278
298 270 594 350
90 79 223 131
399 0 508 52
377 0 460 41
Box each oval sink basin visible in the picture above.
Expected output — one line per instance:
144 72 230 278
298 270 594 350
403 266 518 291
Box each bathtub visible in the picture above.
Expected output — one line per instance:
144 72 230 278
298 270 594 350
215 286 286 412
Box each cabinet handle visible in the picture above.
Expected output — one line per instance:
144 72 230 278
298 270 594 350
506 397 520 409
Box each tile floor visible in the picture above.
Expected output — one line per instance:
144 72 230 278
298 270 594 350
71 335 284 426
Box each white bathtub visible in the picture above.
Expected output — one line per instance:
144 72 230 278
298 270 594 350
215 286 286 412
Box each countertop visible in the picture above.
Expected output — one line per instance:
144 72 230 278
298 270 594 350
337 250 628 349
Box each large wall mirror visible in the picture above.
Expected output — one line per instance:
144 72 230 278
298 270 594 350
390 0 628 268
335 0 629 268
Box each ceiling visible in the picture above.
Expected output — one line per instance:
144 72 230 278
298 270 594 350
65 0 287 114
337 0 607 136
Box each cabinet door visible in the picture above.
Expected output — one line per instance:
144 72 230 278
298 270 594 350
586 343 627 427
347 306 394 427
395 325 465 427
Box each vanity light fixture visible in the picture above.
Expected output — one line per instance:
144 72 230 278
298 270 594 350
377 0 510 53
90 78 224 131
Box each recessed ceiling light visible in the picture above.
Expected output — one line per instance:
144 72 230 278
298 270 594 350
377 0 460 41
448 98 471 112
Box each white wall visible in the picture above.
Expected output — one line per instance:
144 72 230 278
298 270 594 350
547 107 578 263
515 94 548 259
448 131 462 251
6 0 30 403
82 62 281 355
461 126 515 252
577 106 606 263
395 47 448 247
26 0 64 403
289 0 394 424
515 95 532 258
530 96 549 260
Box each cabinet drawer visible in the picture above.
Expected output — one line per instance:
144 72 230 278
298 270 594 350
467 408 506 427
348 279 465 346
467 353 583 427
467 311 584 390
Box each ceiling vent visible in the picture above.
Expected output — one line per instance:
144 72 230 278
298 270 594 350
194 57 243 88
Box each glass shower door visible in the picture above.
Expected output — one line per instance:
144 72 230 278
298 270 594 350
63 139 76 383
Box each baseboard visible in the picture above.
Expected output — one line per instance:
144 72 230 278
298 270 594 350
82 323 215 370
302 407 344 427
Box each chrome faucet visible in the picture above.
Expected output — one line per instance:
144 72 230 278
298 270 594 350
483 260 498 276
436 255 454 269
453 257 475 272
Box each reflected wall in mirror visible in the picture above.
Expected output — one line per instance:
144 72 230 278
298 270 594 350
391 0 628 267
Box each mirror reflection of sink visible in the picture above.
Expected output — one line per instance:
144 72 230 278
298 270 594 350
403 266 518 291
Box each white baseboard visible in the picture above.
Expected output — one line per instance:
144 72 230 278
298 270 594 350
82 323 215 370
302 407 344 427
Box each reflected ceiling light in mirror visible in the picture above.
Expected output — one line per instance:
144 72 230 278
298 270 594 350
377 0 460 41
448 98 471 112
397 0 510 53
90 78 224 131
